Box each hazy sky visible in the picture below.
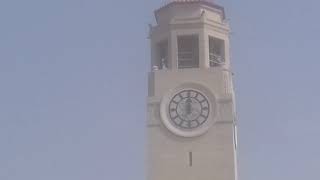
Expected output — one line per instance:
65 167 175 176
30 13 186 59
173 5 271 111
1 0 320 180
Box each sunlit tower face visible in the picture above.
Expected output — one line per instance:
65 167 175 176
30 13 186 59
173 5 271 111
147 1 238 180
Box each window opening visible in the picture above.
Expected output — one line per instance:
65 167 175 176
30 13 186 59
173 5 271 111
156 40 168 70
178 35 199 69
209 36 225 67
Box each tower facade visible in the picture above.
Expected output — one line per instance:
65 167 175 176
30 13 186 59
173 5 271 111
147 1 238 180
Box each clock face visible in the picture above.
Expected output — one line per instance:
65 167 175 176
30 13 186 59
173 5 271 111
168 90 210 130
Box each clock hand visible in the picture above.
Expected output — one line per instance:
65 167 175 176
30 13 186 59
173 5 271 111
185 98 192 115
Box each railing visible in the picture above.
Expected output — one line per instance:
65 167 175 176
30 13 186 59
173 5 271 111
178 51 198 68
209 53 225 67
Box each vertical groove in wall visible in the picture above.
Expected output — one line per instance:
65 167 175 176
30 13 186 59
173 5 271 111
222 70 230 94
189 152 193 167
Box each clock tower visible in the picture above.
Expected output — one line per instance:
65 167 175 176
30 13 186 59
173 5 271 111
147 1 238 180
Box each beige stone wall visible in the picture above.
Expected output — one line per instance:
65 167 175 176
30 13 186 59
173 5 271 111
147 69 237 180
147 123 235 180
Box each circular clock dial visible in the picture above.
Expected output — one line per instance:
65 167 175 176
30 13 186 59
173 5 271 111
168 90 210 130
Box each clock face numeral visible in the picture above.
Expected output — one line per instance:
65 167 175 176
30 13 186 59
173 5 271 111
168 90 210 130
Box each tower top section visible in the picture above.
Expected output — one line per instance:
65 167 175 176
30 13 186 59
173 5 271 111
150 0 230 71
155 0 225 25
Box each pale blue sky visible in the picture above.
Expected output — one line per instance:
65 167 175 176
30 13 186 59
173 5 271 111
0 0 319 180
